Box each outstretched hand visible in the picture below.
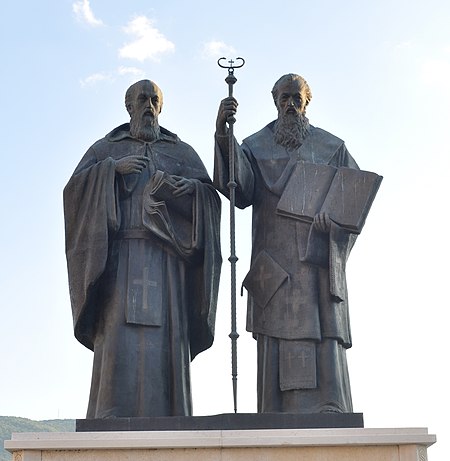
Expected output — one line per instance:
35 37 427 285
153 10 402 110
115 155 149 175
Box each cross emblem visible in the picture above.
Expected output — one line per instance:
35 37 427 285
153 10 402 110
285 284 302 304
286 346 310 369
132 266 157 311
257 263 273 292
297 348 310 368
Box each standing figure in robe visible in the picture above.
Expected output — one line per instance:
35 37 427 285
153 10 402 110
64 79 222 418
214 73 362 414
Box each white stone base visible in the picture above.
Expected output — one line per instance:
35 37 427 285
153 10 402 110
5 427 436 461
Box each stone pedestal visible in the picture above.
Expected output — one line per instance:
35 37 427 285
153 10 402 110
5 427 435 461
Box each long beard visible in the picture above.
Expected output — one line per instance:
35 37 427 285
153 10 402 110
274 113 310 149
130 115 161 142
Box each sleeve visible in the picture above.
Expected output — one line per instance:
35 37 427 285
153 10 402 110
213 134 255 209
330 143 360 170
64 151 120 350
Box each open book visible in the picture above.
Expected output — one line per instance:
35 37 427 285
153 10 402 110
276 161 382 233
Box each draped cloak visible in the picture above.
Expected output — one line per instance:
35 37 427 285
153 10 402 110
214 122 359 413
64 124 221 418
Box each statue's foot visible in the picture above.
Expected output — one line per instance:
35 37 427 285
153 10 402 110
319 404 343 414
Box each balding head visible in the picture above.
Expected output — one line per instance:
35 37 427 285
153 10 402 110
271 74 312 110
125 80 163 117
271 74 311 149
125 80 163 141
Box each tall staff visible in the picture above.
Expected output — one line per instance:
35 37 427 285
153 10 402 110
217 56 245 413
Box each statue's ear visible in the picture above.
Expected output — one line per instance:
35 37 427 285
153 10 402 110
273 97 279 111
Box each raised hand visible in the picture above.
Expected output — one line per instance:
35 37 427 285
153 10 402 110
216 96 238 135
115 155 149 175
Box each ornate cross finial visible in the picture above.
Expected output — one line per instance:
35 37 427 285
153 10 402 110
218 57 245 76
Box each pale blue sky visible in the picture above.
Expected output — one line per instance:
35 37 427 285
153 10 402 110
1 1 449 460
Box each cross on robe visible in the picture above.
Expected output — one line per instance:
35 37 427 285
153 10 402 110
297 348 310 368
283 284 303 322
280 340 317 390
257 263 274 292
132 266 157 311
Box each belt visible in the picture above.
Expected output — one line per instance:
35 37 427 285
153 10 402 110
114 229 153 240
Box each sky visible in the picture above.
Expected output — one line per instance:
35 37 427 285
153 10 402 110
0 0 449 459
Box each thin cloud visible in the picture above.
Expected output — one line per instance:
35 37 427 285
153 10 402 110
119 16 175 62
72 0 104 27
80 72 112 87
394 40 413 50
118 66 145 77
80 68 146 88
202 40 236 59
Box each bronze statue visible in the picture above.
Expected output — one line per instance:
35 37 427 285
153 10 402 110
214 73 381 414
64 80 222 418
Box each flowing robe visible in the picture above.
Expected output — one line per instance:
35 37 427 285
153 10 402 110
214 121 358 413
64 124 221 418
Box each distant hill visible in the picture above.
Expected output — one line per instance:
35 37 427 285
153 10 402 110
0 416 75 461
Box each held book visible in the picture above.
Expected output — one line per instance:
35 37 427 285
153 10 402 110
147 170 193 220
276 161 382 234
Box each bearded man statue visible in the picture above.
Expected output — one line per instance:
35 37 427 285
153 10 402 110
64 80 222 418
214 73 362 414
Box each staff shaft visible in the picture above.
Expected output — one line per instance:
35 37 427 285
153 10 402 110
226 72 239 414
218 57 244 414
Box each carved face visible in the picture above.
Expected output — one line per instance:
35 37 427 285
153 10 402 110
275 80 308 117
127 81 163 122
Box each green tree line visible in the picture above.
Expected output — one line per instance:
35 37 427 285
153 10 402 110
0 416 75 461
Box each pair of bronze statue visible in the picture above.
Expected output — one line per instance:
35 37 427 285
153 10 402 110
64 75 381 418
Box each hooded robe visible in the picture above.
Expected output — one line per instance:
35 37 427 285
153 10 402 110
64 124 221 418
214 122 359 413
